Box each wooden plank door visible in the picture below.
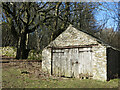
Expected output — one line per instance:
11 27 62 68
52 49 64 76
70 48 79 78
52 48 73 77
78 48 92 78
52 47 93 78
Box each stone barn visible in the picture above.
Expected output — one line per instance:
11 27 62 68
42 25 120 81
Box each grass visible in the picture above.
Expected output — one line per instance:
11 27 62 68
2 66 119 88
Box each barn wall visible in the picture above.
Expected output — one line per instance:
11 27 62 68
92 45 107 81
107 48 120 80
48 25 98 47
42 25 108 81
42 48 51 74
42 25 98 75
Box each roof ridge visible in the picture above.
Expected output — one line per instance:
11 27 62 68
70 24 120 51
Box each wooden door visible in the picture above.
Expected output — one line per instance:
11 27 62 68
52 49 64 76
52 47 92 78
78 48 93 78
70 48 79 78
52 48 72 77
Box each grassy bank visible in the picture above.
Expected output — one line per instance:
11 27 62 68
2 66 119 88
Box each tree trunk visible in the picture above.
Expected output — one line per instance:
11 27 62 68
16 36 22 59
21 33 30 59
35 30 40 50
16 32 30 59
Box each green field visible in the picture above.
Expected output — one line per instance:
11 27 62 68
2 65 119 88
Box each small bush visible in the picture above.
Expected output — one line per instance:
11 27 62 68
1 47 42 60
2 46 16 57
28 50 42 60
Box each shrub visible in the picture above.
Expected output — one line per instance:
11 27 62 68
28 50 42 60
2 46 16 57
1 46 42 60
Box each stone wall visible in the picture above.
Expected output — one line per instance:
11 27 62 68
92 45 107 81
42 48 51 74
42 25 107 81
48 25 98 47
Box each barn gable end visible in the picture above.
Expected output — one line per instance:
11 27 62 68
42 25 107 81
48 24 98 47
